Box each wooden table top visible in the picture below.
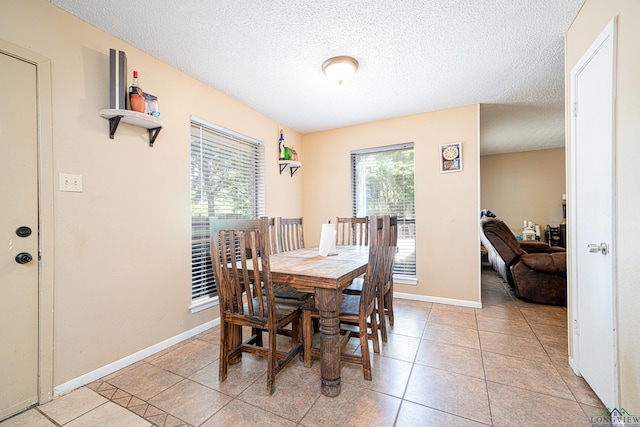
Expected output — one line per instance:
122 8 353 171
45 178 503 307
269 246 369 291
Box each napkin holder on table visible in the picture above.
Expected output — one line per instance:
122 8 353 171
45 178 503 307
318 223 337 256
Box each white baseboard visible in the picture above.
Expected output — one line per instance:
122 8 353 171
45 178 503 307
394 292 482 309
568 356 580 376
53 318 220 398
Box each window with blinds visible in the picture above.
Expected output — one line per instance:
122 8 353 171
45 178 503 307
351 143 416 279
190 117 265 303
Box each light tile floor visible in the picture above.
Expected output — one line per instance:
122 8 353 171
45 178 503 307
1 269 608 426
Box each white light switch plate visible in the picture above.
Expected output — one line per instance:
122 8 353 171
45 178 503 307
59 173 83 192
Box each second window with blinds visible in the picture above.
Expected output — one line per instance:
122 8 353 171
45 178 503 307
351 143 417 283
190 117 265 312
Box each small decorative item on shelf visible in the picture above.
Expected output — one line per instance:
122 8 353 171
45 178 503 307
279 129 285 160
109 49 127 110
128 70 145 113
142 92 160 117
278 129 299 160
278 129 287 160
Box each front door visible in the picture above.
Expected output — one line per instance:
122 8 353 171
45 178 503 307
570 18 617 408
0 51 40 420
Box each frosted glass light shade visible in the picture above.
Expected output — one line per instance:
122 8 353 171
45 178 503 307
322 56 359 85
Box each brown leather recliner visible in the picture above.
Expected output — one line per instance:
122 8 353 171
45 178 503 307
480 216 567 306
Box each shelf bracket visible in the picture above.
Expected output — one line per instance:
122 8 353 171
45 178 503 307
278 161 301 176
108 116 123 139
148 127 162 147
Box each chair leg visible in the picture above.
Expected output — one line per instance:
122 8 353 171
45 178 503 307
267 325 277 395
386 287 394 327
219 320 228 382
377 290 388 343
302 310 313 368
370 311 380 355
228 324 243 365
252 327 263 347
293 315 301 345
360 316 372 381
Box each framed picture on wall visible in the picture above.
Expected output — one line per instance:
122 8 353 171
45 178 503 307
440 142 462 173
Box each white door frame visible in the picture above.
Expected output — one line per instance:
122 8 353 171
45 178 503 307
568 18 618 407
0 38 55 406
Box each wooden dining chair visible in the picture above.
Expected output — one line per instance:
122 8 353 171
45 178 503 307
210 217 302 395
377 216 397 341
335 216 368 246
280 217 304 252
267 217 314 305
302 244 395 380
343 215 398 342
267 217 304 253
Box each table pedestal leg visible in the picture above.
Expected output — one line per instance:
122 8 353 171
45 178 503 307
316 288 342 397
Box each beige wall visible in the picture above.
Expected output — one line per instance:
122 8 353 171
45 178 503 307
2 0 483 396
566 0 640 412
481 148 566 239
0 0 302 389
302 105 481 303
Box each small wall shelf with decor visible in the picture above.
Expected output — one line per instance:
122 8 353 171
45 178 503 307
99 109 163 147
278 160 301 177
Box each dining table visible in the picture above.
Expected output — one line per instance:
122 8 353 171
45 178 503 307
269 245 369 397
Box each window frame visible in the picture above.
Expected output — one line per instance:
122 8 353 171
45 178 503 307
351 142 417 284
189 116 265 312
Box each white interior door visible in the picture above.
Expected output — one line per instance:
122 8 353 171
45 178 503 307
0 52 39 420
570 18 617 408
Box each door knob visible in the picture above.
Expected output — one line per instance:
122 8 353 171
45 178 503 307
587 243 608 255
15 252 33 264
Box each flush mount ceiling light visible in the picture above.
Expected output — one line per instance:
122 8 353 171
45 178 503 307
322 56 359 85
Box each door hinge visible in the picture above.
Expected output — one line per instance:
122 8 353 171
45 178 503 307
572 102 578 117
574 319 580 335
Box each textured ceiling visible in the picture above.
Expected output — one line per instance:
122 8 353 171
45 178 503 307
50 0 584 155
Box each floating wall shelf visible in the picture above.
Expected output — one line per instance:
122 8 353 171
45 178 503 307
99 109 163 147
278 160 301 177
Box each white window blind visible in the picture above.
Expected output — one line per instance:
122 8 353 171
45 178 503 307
190 117 265 301
351 143 416 278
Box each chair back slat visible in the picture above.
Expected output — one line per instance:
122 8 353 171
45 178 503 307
211 217 274 320
268 217 281 254
389 216 398 246
224 230 247 314
336 216 368 246
369 215 387 247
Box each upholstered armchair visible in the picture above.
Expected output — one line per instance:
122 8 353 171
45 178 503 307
480 216 566 306
479 212 508 283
